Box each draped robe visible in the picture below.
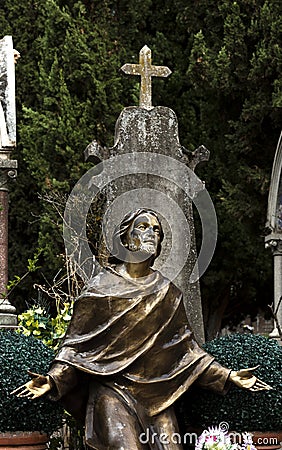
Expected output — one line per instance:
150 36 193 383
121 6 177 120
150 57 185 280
48 267 230 449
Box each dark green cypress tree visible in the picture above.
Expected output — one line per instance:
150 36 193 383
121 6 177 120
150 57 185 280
170 0 282 337
2 0 127 309
1 0 281 336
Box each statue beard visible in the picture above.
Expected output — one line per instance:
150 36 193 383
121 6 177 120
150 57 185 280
128 241 156 255
139 242 156 254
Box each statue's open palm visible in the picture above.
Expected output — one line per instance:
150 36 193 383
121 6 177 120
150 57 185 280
11 371 52 400
229 366 272 392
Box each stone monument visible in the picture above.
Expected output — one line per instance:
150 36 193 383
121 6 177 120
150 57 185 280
0 36 19 326
265 131 282 338
83 46 214 343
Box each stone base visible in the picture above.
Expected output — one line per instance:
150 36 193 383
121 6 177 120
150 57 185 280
0 313 17 326
268 327 282 346
269 327 281 338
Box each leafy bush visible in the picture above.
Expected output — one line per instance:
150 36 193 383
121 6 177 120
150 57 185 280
182 334 282 431
18 302 73 350
0 331 64 433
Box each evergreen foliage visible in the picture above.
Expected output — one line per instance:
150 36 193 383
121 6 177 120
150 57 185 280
0 331 63 432
17 302 73 349
181 333 282 431
0 1 281 335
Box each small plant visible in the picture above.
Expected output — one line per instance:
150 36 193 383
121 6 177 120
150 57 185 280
17 300 73 350
3 249 42 299
0 331 64 433
181 334 282 431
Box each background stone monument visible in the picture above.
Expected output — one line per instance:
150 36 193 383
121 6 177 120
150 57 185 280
0 35 18 326
265 131 282 338
84 46 212 343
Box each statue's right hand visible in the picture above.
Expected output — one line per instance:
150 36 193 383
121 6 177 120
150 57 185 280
10 371 52 400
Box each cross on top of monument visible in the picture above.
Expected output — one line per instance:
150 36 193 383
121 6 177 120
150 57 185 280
121 45 171 110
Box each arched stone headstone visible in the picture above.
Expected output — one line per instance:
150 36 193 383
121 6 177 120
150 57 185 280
83 47 213 343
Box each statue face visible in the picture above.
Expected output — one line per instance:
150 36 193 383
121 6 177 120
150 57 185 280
125 213 161 257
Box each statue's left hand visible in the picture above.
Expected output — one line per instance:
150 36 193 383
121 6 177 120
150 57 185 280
10 370 52 399
229 366 272 391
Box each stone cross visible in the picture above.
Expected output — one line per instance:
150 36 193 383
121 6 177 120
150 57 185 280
0 36 18 326
121 45 171 110
82 47 211 343
265 131 282 339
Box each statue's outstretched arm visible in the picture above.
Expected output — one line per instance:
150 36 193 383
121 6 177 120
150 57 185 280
229 366 272 391
10 370 52 399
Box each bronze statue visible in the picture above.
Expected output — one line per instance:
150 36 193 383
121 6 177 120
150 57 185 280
12 209 270 449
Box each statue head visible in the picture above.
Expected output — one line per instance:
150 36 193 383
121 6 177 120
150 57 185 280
109 208 164 265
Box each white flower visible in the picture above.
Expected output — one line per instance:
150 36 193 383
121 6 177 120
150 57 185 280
196 426 241 450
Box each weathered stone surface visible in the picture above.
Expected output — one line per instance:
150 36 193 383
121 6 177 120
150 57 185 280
265 131 282 337
121 46 171 110
0 155 17 191
81 46 216 343
0 313 17 326
0 36 18 325
0 191 8 296
86 106 208 343
0 36 16 147
266 131 282 234
0 299 17 327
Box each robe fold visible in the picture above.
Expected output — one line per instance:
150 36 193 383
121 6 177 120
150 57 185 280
48 267 230 449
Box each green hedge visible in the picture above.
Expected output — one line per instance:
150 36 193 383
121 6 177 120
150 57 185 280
0 331 64 433
182 334 282 431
